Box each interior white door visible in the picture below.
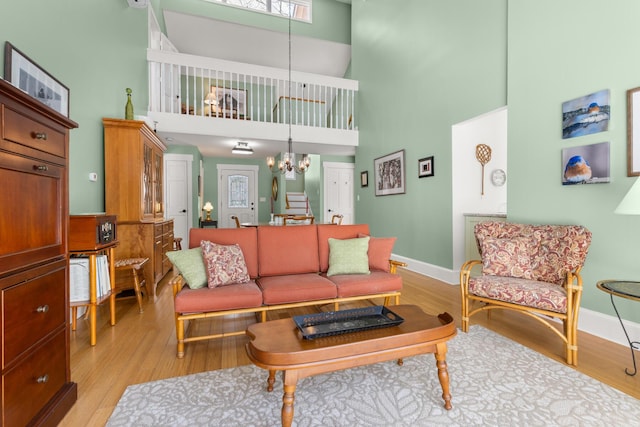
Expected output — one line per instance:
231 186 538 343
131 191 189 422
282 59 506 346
323 162 354 224
217 164 259 228
164 154 192 247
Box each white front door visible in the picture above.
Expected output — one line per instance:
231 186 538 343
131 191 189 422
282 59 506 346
323 162 354 224
164 154 193 248
217 164 259 228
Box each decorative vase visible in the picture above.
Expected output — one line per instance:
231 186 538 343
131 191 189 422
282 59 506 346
125 88 134 120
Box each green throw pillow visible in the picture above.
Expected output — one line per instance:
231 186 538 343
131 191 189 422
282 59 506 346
166 247 207 289
327 236 370 276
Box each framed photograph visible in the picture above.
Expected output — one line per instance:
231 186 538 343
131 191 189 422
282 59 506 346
562 89 610 139
627 87 640 176
374 150 406 196
360 171 368 187
207 85 247 117
561 141 610 185
4 42 69 117
418 156 434 178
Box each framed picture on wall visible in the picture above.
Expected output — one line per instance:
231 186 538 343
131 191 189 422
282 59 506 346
418 156 434 178
374 150 406 196
206 85 247 118
561 141 610 185
360 171 368 187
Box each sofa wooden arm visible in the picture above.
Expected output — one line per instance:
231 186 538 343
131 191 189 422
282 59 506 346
171 274 184 299
389 259 407 274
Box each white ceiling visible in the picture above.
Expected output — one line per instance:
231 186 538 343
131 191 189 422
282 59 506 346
157 10 354 159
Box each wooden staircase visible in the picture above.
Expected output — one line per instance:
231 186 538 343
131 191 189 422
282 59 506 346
285 192 311 216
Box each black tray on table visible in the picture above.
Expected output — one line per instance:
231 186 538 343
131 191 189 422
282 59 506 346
293 306 404 340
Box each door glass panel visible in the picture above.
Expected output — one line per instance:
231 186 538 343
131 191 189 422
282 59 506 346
228 175 248 208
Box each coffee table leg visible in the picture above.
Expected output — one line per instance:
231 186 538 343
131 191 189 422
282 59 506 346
281 370 298 427
434 342 452 410
267 370 276 392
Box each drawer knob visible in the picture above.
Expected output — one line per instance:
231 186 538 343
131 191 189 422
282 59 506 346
36 304 49 313
33 132 48 140
33 165 49 172
36 374 49 384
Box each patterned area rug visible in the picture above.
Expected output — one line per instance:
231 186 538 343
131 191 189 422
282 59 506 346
107 326 639 426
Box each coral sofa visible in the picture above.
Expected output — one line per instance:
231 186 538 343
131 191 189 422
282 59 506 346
460 221 592 365
168 224 405 358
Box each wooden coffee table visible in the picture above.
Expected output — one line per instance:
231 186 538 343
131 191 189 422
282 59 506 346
245 305 456 427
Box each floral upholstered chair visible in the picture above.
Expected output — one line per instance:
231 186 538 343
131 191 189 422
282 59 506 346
459 221 592 366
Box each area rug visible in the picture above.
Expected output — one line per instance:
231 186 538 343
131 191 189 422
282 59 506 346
107 326 639 426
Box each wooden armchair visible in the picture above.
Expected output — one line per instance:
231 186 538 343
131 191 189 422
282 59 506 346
460 221 592 366
282 215 314 225
231 216 241 228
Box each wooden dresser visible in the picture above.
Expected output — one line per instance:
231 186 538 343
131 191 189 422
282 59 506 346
0 79 78 425
103 118 173 296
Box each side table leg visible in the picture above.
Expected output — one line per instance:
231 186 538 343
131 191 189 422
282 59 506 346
281 370 298 427
434 342 452 410
610 294 639 376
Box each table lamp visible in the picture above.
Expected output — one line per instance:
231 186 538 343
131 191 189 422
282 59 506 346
203 201 213 221
615 177 640 215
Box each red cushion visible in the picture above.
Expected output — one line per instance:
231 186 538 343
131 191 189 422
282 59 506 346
174 281 263 313
358 233 396 272
257 274 337 304
189 228 259 278
257 225 319 276
317 224 370 272
327 271 402 298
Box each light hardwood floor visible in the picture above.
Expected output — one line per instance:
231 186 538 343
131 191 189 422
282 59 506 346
60 269 639 426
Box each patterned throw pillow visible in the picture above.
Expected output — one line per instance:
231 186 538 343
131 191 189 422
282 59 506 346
201 241 250 288
327 236 370 276
480 237 534 279
166 247 207 289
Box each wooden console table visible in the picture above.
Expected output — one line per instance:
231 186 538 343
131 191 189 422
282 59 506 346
69 243 118 346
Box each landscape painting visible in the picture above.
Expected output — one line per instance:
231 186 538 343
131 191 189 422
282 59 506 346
562 89 610 139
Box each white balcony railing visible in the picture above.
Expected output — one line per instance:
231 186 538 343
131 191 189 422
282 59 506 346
147 49 358 131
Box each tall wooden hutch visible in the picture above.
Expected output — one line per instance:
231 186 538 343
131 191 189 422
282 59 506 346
0 79 78 425
103 118 173 296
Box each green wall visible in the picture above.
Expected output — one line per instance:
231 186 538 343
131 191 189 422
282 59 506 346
351 0 507 268
507 0 640 322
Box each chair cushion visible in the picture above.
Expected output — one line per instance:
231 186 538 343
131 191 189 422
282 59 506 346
201 241 250 288
257 225 320 276
480 236 534 279
174 281 263 314
166 247 207 289
327 271 402 298
257 274 337 304
327 237 370 276
468 275 567 313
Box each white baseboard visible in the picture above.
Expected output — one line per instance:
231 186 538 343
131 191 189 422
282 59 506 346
395 254 640 348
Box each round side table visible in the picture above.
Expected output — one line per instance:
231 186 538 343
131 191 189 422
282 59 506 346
596 280 640 376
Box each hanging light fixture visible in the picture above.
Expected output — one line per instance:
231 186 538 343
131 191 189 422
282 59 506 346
232 141 253 155
267 0 310 175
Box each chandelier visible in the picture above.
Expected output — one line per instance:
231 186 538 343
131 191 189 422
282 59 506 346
267 0 310 175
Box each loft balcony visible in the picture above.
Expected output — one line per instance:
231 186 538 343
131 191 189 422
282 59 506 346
146 49 359 158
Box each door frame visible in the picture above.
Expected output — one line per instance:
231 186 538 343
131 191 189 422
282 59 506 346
217 164 259 228
163 153 193 245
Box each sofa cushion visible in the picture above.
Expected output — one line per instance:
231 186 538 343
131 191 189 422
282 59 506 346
257 225 320 276
257 273 337 304
166 247 207 289
317 224 371 272
480 236 534 279
327 270 402 298
201 241 250 288
468 275 567 313
358 233 397 272
189 227 259 278
174 281 263 314
327 237 370 276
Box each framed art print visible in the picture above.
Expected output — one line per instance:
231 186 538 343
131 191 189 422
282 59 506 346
418 156 434 178
374 150 406 196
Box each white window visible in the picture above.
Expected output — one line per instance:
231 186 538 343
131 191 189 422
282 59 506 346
202 0 312 22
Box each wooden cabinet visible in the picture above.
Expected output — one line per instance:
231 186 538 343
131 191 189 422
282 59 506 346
0 79 78 426
103 118 173 296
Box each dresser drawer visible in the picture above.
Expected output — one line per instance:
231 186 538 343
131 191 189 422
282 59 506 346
2 262 66 368
163 220 173 235
2 330 66 427
1 104 66 159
